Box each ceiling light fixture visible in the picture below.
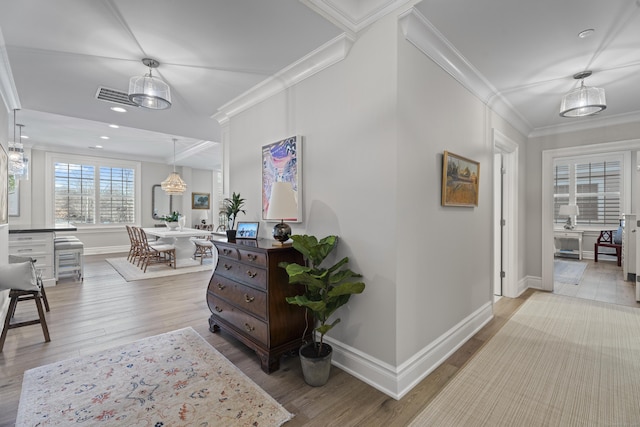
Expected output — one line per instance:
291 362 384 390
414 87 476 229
161 138 187 195
110 107 127 113
8 109 25 177
128 58 171 110
559 71 606 118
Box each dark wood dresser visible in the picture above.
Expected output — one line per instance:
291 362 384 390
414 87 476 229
206 238 309 373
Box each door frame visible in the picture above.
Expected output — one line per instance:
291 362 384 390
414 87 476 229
493 129 519 298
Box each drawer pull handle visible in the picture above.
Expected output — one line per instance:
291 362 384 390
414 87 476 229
247 254 257 261
224 264 232 270
16 237 33 241
244 323 255 332
217 283 226 290
17 248 33 252
214 306 223 313
244 294 255 303
246 270 257 278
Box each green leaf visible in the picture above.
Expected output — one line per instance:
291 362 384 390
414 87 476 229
327 281 365 297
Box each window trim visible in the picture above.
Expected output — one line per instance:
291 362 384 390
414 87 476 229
45 152 142 228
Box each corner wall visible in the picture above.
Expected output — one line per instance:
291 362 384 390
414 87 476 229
219 9 527 398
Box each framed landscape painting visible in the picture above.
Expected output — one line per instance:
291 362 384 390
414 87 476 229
262 136 302 222
442 151 479 207
192 192 210 210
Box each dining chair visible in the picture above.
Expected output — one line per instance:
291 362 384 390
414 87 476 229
138 228 176 272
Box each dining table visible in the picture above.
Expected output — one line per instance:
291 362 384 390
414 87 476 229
142 227 219 268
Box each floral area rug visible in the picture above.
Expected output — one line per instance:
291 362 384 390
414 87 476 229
16 327 293 426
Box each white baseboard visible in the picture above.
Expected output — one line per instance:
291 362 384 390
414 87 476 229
83 245 130 256
328 300 493 400
524 275 543 290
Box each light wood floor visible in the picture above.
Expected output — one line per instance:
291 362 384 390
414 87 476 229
0 254 539 426
553 256 640 308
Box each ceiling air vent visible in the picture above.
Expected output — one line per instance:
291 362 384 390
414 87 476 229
95 87 138 107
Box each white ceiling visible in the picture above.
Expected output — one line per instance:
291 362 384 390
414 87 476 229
1 0 639 170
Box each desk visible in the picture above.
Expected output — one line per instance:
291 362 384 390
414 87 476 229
143 227 216 267
554 230 583 260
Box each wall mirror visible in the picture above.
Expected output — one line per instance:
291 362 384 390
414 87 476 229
152 184 173 220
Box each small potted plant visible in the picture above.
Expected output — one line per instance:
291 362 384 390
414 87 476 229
279 234 365 386
160 211 181 230
219 192 245 240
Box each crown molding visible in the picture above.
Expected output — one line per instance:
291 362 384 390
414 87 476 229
213 33 354 124
399 8 532 137
301 0 414 34
0 30 20 112
529 110 640 139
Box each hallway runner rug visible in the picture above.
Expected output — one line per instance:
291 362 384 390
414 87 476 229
16 327 293 426
408 292 640 426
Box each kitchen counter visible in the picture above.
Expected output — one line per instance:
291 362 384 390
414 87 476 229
9 223 77 234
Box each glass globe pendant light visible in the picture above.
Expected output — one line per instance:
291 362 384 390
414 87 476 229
8 109 25 176
161 139 187 195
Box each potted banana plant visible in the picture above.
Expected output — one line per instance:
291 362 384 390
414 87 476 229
279 234 365 386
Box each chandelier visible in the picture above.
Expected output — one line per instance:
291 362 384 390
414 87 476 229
128 58 172 110
8 109 26 177
161 139 187 195
559 71 606 118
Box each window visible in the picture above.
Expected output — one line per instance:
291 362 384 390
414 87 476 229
47 153 140 226
553 154 625 228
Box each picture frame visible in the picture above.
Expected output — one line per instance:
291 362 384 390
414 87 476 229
0 145 7 224
262 136 302 222
236 221 259 239
442 151 480 207
191 192 210 210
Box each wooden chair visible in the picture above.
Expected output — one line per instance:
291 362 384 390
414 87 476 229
0 258 51 352
125 225 137 262
137 228 176 272
594 230 622 266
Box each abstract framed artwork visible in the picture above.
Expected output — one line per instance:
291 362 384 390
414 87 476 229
192 192 210 210
262 136 302 222
441 151 480 207
0 145 7 224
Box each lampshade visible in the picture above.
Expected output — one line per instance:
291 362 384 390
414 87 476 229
559 71 606 118
267 182 297 220
161 139 186 195
199 210 209 224
559 204 579 216
128 58 171 110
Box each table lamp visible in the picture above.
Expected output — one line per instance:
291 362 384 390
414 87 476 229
266 182 297 245
559 204 579 230
199 210 208 225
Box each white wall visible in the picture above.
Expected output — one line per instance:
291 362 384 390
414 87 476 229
219 11 527 397
0 104 9 329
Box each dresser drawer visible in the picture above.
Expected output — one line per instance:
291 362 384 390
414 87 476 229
238 249 267 267
217 258 267 290
209 274 267 319
209 297 268 345
216 245 239 260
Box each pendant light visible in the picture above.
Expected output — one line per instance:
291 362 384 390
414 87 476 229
161 138 187 195
8 109 25 176
128 58 172 110
559 71 606 118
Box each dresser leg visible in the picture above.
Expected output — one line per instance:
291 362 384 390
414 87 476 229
208 316 220 333
257 351 280 373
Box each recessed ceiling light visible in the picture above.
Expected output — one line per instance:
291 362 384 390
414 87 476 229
100 136 110 140
578 29 595 39
89 145 103 149
110 107 127 113
109 124 120 129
